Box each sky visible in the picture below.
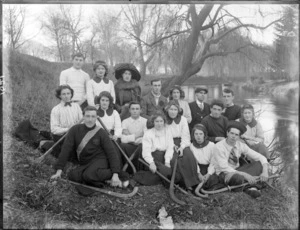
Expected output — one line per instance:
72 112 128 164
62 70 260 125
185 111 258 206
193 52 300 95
2 3 294 48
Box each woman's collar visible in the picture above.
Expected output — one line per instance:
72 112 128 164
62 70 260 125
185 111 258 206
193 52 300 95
97 107 113 117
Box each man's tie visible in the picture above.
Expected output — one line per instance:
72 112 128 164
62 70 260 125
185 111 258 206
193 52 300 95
64 102 72 107
199 103 204 110
229 145 238 166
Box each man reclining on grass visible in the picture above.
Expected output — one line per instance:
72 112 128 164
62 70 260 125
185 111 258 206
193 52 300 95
50 106 130 189
211 121 269 198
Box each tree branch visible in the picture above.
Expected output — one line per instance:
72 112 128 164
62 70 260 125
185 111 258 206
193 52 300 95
200 4 225 31
210 19 282 45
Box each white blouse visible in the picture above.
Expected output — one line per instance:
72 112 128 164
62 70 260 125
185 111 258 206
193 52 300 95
178 99 192 123
96 110 122 138
190 141 216 175
50 102 83 135
142 127 174 165
166 116 191 150
86 79 116 106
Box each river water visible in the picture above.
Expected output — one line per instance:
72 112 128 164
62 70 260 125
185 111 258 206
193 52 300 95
181 83 299 165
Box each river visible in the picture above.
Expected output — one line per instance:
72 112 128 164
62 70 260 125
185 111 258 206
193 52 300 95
181 83 299 168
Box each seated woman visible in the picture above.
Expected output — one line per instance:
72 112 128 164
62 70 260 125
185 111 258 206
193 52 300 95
163 100 201 189
94 91 122 141
87 60 115 107
50 85 83 158
114 63 141 120
134 111 175 185
189 124 221 190
95 91 123 168
238 104 270 160
169 85 192 124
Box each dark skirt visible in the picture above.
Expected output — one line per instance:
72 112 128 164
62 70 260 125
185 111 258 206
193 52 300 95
119 143 143 173
133 150 172 186
197 164 224 190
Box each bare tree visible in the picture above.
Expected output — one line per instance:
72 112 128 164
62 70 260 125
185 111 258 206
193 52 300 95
4 5 27 50
42 9 68 61
60 5 87 57
92 10 122 66
122 5 186 77
158 4 281 94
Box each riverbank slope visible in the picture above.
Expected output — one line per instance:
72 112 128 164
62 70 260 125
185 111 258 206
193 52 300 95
3 52 298 229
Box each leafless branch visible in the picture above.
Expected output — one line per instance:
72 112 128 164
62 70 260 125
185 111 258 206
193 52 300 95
210 19 282 45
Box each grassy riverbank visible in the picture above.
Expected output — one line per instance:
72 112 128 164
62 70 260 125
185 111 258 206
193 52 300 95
3 52 299 229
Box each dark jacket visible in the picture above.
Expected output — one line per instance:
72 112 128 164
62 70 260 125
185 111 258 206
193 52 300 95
114 79 141 107
222 104 241 121
201 115 228 143
141 92 168 120
189 101 210 130
55 124 120 174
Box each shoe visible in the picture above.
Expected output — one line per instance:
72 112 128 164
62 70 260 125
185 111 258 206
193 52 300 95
245 187 261 198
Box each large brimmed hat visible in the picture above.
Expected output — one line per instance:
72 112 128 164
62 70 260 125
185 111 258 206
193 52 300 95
195 86 208 94
114 63 141 81
226 121 247 135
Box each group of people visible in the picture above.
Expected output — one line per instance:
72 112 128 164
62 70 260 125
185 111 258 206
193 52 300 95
50 52 270 199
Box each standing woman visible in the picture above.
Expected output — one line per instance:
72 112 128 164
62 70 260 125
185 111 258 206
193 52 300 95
114 63 141 120
134 111 174 185
238 104 270 160
87 61 115 107
169 85 192 124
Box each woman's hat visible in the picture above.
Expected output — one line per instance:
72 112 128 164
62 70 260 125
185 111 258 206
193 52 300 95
226 121 247 135
114 63 141 81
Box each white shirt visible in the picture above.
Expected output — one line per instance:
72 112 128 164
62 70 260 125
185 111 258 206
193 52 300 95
166 116 190 150
86 79 116 106
212 139 268 175
178 99 192 123
190 142 215 175
196 99 204 109
121 116 147 143
142 127 174 165
59 67 90 101
152 91 161 105
96 110 122 138
50 102 83 135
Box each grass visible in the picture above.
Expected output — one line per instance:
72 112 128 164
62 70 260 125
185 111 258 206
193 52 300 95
3 51 299 229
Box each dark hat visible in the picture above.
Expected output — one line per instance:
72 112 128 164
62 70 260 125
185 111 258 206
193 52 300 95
226 121 247 135
195 86 208 94
114 63 141 81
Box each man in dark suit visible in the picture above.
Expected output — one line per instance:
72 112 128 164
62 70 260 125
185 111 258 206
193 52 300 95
141 79 168 120
189 86 210 131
